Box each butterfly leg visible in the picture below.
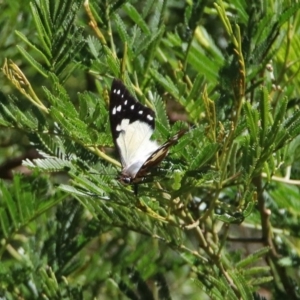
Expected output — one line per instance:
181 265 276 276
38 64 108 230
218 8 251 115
133 183 139 196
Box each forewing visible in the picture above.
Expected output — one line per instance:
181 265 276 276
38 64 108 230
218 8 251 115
109 79 157 168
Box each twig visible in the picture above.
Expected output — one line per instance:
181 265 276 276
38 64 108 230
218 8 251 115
254 175 298 298
262 172 300 186
84 0 107 45
227 236 263 243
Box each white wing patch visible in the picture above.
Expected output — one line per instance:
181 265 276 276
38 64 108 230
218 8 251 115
116 119 129 132
116 120 160 177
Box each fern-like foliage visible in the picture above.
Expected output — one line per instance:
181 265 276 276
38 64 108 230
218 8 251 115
16 0 85 81
1 0 300 299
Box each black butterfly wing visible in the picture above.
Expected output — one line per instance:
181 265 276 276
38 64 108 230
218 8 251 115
109 79 155 142
134 129 186 181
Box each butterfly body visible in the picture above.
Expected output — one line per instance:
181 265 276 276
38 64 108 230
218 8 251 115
109 79 185 185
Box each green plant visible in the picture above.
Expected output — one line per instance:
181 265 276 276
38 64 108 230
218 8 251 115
1 0 300 299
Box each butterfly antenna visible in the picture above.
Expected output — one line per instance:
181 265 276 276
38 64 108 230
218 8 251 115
87 171 116 177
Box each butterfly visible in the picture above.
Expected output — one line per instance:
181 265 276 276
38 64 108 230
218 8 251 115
109 79 185 187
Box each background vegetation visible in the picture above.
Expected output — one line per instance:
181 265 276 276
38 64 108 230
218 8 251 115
1 0 300 299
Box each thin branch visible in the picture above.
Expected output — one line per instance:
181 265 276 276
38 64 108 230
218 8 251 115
262 172 300 186
84 0 107 45
227 236 263 243
254 175 298 298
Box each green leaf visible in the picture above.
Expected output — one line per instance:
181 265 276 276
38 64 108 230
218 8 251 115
15 30 50 64
190 142 219 170
244 102 259 143
228 270 254 300
16 45 49 77
30 2 52 57
258 87 269 145
123 3 151 35
236 247 270 269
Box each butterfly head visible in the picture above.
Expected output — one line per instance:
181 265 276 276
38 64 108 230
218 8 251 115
118 174 132 184
118 173 143 185
118 162 145 184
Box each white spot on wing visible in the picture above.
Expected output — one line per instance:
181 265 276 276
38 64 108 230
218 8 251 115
116 119 130 132
131 105 135 110
113 89 117 93
124 100 128 105
139 110 143 114
147 115 153 121
117 105 122 112
112 107 117 115
117 89 121 94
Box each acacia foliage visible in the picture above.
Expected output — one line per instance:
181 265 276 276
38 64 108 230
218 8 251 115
1 0 300 299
